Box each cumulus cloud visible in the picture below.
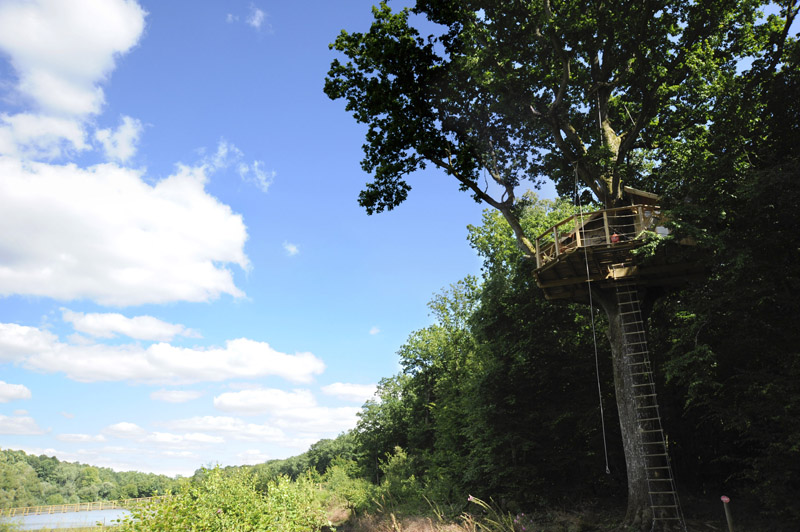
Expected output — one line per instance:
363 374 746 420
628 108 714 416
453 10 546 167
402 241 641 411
213 388 316 415
369 326 380 335
212 387 361 436
62 309 200 342
0 323 325 384
322 382 377 403
0 0 146 157
0 381 32 402
94 115 143 162
0 323 59 363
0 157 249 306
150 389 204 403
0 113 89 159
0 414 46 435
163 416 286 442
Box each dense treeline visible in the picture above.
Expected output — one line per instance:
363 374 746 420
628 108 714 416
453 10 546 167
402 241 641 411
0 448 179 508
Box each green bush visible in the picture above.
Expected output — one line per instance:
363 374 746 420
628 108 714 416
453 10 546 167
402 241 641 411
323 458 376 515
119 466 330 531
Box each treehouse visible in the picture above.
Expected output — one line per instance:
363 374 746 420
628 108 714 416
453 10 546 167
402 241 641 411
533 187 699 302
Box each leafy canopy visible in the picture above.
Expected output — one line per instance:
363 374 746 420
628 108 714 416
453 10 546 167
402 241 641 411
325 0 768 255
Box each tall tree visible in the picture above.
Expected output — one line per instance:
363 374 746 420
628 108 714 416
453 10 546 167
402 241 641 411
325 1 792 528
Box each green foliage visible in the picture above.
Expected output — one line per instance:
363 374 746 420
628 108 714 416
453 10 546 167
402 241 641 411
323 458 377 515
0 448 179 510
326 0 770 217
119 466 330 532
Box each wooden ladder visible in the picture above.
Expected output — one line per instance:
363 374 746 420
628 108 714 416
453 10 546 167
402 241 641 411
614 275 686 531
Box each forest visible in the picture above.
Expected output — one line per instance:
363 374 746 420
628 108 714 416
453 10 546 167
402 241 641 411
2 0 799 530
0 448 179 507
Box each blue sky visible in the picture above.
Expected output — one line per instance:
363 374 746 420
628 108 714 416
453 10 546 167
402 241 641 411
0 0 556 476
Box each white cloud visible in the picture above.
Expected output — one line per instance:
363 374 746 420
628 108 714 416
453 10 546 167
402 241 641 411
0 323 325 384
102 422 224 447
94 115 143 162
213 388 316 415
62 309 200 342
271 405 360 435
0 0 146 157
369 326 380 335
0 380 32 402
0 414 46 435
214 387 362 435
283 242 299 256
150 389 204 403
57 433 107 443
322 382 377 403
238 161 275 193
238 449 270 464
0 0 145 116
246 5 266 29
0 323 59 363
163 416 286 442
104 421 147 439
0 113 89 159
0 157 249 306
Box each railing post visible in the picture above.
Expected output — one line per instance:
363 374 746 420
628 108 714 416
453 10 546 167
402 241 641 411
535 237 541 268
553 227 560 257
574 214 582 248
603 211 611 244
636 205 644 236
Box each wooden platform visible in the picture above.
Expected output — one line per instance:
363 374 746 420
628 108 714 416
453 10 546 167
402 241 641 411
533 205 700 302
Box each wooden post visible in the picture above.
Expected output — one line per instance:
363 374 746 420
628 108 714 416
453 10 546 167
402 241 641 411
603 211 611 244
535 237 541 268
553 227 560 256
574 215 582 248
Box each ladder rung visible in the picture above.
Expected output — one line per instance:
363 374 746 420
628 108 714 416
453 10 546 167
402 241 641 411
645 453 669 457
650 491 678 495
633 383 654 388
647 466 671 470
639 417 662 422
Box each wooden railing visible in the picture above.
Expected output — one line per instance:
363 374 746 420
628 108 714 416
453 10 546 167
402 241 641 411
534 205 667 269
0 497 163 517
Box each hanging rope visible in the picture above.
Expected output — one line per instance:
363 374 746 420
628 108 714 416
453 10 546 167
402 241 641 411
575 163 611 475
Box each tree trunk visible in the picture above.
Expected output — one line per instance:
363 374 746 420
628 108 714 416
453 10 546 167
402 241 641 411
594 287 681 532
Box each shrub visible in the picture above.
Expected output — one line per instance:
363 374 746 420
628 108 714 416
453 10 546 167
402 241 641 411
118 466 329 531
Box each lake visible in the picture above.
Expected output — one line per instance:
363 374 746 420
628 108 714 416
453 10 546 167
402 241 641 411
2 509 131 529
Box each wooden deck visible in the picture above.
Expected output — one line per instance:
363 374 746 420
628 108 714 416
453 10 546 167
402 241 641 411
533 205 699 301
